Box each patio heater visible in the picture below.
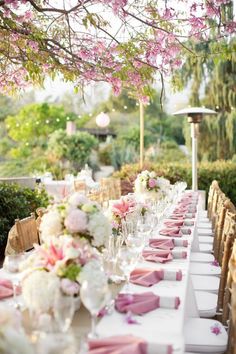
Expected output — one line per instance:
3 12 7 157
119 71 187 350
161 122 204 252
173 107 216 191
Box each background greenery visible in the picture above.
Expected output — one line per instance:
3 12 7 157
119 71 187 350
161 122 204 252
0 183 49 258
113 161 236 205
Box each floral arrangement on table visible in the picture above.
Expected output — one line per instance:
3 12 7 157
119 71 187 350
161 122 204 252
0 305 33 354
21 235 107 315
108 195 137 235
40 192 111 248
134 170 170 201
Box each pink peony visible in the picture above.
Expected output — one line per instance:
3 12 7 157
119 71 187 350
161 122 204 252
148 178 157 188
60 278 80 296
64 209 87 233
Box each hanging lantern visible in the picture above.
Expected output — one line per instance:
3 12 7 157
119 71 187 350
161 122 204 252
95 112 110 128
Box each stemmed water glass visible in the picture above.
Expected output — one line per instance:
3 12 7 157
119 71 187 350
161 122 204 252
80 280 111 339
53 291 75 333
116 247 139 292
3 253 26 309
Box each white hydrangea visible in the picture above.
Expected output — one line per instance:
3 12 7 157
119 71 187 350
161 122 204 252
22 270 60 313
87 212 111 247
40 209 62 242
0 305 33 354
78 259 107 286
68 193 88 207
0 327 33 354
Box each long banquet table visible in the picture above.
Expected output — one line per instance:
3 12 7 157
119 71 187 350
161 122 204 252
0 191 205 354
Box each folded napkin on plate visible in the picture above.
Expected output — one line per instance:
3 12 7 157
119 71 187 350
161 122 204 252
0 279 14 299
164 221 184 228
149 238 188 249
130 268 182 286
115 292 181 315
149 239 174 250
88 335 147 354
142 250 173 263
170 213 195 220
159 227 192 237
143 249 187 262
159 228 182 237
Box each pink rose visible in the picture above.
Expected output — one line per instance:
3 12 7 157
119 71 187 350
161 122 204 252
148 178 157 188
64 209 87 233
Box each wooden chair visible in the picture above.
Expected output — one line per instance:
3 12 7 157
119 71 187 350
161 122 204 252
207 180 219 220
15 213 39 252
213 197 231 262
100 178 121 200
227 281 236 354
5 213 39 255
74 180 87 194
221 236 236 326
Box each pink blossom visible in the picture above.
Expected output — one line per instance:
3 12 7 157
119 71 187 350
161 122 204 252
148 178 157 188
112 199 132 219
124 311 140 325
211 323 222 335
108 77 122 96
28 40 39 52
65 209 88 233
60 278 80 296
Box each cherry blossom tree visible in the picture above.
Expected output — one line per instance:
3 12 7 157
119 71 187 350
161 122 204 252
0 0 235 101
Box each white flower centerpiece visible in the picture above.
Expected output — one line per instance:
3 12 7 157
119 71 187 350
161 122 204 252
0 305 33 354
21 235 107 318
40 192 111 249
134 170 170 202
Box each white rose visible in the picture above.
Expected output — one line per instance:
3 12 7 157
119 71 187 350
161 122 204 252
149 171 156 178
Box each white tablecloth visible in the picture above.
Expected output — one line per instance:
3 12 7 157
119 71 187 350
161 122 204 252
96 198 201 354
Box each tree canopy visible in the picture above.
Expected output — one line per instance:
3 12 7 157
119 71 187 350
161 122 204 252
0 0 235 101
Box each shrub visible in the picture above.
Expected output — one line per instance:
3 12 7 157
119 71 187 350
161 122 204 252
98 144 112 165
113 160 236 204
0 183 49 258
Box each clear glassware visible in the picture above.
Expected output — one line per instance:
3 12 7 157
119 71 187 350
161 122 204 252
80 281 111 338
3 253 25 308
53 291 75 333
117 247 139 292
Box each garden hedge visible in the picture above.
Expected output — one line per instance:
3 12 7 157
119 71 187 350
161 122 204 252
0 183 49 259
113 160 236 204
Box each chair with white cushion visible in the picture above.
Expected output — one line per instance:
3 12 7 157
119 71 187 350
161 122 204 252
194 212 236 318
184 318 227 353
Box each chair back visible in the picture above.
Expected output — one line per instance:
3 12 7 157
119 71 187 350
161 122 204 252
74 180 87 194
225 240 236 353
207 180 219 219
15 213 39 252
100 178 121 200
221 230 236 325
214 197 230 261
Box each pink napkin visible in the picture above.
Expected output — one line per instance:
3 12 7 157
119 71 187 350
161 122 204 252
0 279 14 299
115 292 181 315
88 335 147 354
142 250 173 263
164 221 184 228
149 238 188 249
159 228 182 237
149 239 174 250
169 213 195 220
130 268 182 286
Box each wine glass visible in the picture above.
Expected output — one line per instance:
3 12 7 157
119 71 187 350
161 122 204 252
3 253 25 309
53 291 75 333
117 247 139 292
80 281 111 339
